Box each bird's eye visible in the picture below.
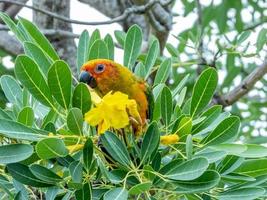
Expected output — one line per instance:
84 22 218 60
95 64 105 73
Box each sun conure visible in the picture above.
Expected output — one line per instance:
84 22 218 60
79 59 153 134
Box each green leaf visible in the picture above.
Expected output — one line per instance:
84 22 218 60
23 41 52 76
0 119 48 141
83 138 93 171
166 43 179 57
72 83 91 114
141 122 160 163
114 30 126 47
123 25 142 70
103 188 128 200
7 163 52 187
186 134 193 159
36 138 68 159
19 17 59 60
201 116 240 146
217 155 244 175
0 12 24 41
236 30 251 45
67 108 83 135
194 148 226 163
101 131 131 167
174 170 220 194
134 62 146 78
192 105 222 134
129 182 152 195
164 157 209 181
88 39 109 60
238 144 267 158
144 39 159 79
104 34 115 60
172 74 189 97
69 161 83 183
15 55 54 108
48 60 72 109
217 187 265 200
176 116 192 138
190 68 218 117
17 106 34 126
234 159 267 177
75 182 92 200
176 87 187 107
77 30 90 73
0 108 12 120
256 28 267 53
161 86 173 126
88 29 101 50
0 75 23 106
210 144 247 155
0 144 33 164
154 58 172 85
30 164 62 184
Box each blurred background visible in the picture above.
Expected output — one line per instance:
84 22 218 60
0 0 266 142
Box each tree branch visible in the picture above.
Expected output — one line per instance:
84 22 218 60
0 0 172 26
0 31 22 55
0 0 28 18
0 24 79 38
215 62 267 107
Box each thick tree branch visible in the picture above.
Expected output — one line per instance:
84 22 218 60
0 0 28 18
0 31 22 55
0 0 172 26
215 62 267 107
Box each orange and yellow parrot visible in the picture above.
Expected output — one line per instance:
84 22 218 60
79 59 153 133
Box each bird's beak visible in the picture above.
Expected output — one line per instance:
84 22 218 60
79 71 97 88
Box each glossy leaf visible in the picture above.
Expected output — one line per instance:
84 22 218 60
174 171 220 193
77 30 90 73
17 106 34 126
161 86 173 126
154 58 172 85
0 144 33 164
103 188 128 200
88 39 109 60
235 159 267 177
23 41 52 76
75 182 92 200
19 18 59 60
123 25 142 70
101 131 131 167
129 182 152 195
67 108 83 135
69 161 83 183
201 116 240 146
141 122 160 163
217 187 265 200
104 34 114 60
36 138 68 159
48 60 72 109
72 83 91 114
30 164 62 184
83 138 93 171
15 55 54 108
190 68 218 117
144 39 159 79
0 75 23 106
7 163 52 187
164 157 209 181
0 119 48 141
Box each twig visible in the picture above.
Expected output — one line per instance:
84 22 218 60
216 62 267 107
0 24 79 38
0 0 172 26
244 16 267 31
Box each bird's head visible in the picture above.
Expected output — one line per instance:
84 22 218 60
79 59 119 89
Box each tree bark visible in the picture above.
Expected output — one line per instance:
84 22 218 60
32 0 77 73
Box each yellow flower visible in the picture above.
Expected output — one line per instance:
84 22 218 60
160 134 180 145
84 91 141 134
